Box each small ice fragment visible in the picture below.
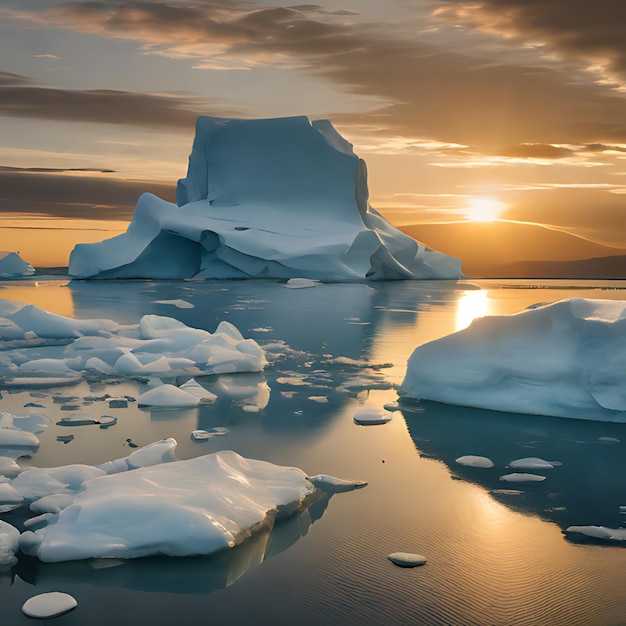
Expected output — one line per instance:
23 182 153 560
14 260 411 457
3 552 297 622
284 278 321 289
22 592 77 619
508 457 559 470
455 455 494 468
151 299 195 308
499 473 546 483
387 552 427 568
56 435 75 444
24 402 44 408
353 407 392 425
191 430 211 441
619 505 626 514
598 437 620 444
564 525 626 541
108 399 128 409
56 417 100 427
308 396 328 403
308 474 368 493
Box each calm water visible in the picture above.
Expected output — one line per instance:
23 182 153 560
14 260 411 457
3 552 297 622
1 277 626 625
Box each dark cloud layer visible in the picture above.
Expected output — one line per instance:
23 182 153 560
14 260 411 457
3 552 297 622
0 71 203 128
0 169 175 220
437 0 626 81
15 1 625 151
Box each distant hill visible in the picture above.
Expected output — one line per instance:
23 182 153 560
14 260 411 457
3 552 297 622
499 255 626 279
398 221 626 278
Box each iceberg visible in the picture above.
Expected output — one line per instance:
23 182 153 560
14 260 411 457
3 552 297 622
0 251 35 278
399 298 626 422
69 116 462 280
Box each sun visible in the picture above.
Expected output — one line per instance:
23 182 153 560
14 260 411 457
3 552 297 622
464 197 507 222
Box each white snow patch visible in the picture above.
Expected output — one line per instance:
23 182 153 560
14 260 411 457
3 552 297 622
455 455 494 468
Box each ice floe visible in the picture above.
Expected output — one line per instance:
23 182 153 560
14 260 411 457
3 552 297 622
69 116 462 280
0 301 265 384
387 552 427 567
353 406 393 425
499 473 546 483
564 525 626 542
0 438 364 563
399 298 626 421
21 592 77 618
455 455 494 468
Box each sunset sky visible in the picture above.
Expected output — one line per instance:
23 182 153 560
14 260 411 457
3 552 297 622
1 0 626 275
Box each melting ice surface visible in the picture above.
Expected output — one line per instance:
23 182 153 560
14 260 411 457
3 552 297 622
69 116 462 280
399 298 626 421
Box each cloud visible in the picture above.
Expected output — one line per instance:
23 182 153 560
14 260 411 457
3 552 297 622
0 168 175 220
434 0 626 84
4 1 626 153
0 71 210 128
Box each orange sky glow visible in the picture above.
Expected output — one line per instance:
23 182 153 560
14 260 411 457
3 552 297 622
1 0 625 276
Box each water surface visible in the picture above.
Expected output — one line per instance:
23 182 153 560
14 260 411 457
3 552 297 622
1 277 625 625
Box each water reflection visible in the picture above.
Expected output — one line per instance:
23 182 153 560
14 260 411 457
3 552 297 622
400 400 626 540
455 289 489 330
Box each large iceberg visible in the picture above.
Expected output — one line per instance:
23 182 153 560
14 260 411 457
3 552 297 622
398 298 626 422
69 116 462 280
0 252 35 278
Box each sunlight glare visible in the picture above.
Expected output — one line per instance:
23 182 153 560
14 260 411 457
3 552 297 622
465 197 506 222
456 290 489 330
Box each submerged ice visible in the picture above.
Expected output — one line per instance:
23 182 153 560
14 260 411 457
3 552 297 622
399 298 626 421
69 116 462 280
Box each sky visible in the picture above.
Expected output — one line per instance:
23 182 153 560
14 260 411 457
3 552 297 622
1 0 626 275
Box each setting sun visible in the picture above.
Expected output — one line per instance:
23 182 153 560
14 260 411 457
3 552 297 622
465 197 507 222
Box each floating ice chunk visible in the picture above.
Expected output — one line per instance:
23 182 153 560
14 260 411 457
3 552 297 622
598 436 620 444
95 438 178 474
399 298 626 421
22 592 77 619
191 430 211 441
0 251 35 277
353 407 393 425
564 525 626 541
308 474 368 493
499 473 546 483
68 115 462 280
19 450 317 561
0 411 50 433
0 428 39 448
2 376 82 389
151 299 195 308
137 384 206 408
455 455 494 468
509 457 560 470
284 278 321 289
387 552 427 567
0 456 21 478
308 396 328 403
0 520 19 567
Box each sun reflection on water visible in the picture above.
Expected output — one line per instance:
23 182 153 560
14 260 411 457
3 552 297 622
456 289 490 330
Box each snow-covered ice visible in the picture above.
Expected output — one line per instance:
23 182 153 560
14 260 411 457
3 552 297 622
17 446 319 562
499 473 546 483
69 116 462 281
353 406 393 425
455 455 494 468
564 525 626 542
399 298 626 421
0 301 265 383
137 379 217 408
508 457 560 470
0 438 362 563
21 592 77 618
387 552 427 567
0 251 35 278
